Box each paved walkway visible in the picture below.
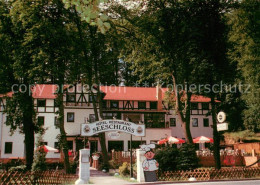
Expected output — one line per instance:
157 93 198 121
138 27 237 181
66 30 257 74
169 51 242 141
90 167 133 185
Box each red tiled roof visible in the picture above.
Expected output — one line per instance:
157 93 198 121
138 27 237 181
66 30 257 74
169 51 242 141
0 91 13 98
191 95 217 103
0 85 218 103
100 86 160 101
0 85 57 99
32 84 57 99
100 86 216 102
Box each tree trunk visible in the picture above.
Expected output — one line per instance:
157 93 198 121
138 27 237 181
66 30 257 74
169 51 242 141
90 89 109 167
74 14 109 166
184 92 193 143
211 96 221 169
172 74 193 143
97 87 109 167
22 88 35 170
57 86 71 173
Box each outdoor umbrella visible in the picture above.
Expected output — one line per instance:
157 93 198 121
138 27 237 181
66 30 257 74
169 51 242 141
158 136 185 145
193 136 214 143
157 138 168 145
167 136 185 144
39 145 59 153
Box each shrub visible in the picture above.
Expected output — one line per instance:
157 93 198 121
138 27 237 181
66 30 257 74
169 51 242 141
70 161 78 174
176 144 199 170
154 147 179 172
99 162 109 171
32 130 47 171
9 165 27 172
119 162 130 177
46 162 64 170
108 160 121 169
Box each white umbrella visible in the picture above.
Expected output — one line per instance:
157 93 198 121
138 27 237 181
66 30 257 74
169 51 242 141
38 145 59 152
193 136 213 143
168 136 185 144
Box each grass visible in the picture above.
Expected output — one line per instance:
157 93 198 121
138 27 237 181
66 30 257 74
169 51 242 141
113 174 138 183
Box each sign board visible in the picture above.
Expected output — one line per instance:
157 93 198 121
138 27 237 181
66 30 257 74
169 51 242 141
217 123 228 131
81 119 145 137
108 132 120 139
217 111 226 123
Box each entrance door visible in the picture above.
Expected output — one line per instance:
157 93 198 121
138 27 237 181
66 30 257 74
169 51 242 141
108 141 124 152
75 139 84 151
90 140 98 154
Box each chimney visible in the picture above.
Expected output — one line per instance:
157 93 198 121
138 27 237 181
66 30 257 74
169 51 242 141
156 84 163 110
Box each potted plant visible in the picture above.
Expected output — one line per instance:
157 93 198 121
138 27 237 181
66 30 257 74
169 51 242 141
92 152 101 161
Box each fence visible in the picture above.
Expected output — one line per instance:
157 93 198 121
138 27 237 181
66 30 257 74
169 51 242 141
0 170 78 185
157 167 260 181
234 143 260 154
111 150 136 163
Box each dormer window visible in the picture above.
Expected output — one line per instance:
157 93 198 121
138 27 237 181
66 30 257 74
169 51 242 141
37 99 46 107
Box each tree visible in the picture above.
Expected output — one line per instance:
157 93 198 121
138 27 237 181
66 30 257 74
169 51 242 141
73 19 122 167
111 0 205 144
1 0 41 169
2 0 79 171
112 0 237 169
0 1 15 94
228 0 260 132
181 0 236 169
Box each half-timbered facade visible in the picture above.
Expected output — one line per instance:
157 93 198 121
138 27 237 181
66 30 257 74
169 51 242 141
0 84 214 160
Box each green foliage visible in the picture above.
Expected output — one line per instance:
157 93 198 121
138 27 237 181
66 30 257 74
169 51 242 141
118 161 137 177
176 144 199 170
0 1 15 94
62 0 110 33
108 159 121 169
219 91 246 131
32 130 47 172
70 161 78 174
154 147 179 172
118 162 130 177
228 0 260 132
223 130 260 143
9 165 27 172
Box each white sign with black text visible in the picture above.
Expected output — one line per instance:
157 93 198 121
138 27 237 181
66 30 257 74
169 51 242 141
81 119 146 137
217 123 229 131
108 132 121 139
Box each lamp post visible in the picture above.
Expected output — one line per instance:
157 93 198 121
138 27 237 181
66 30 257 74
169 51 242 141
126 117 133 178
130 134 133 178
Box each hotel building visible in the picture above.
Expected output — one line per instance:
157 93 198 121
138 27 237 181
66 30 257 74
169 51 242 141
0 84 214 160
